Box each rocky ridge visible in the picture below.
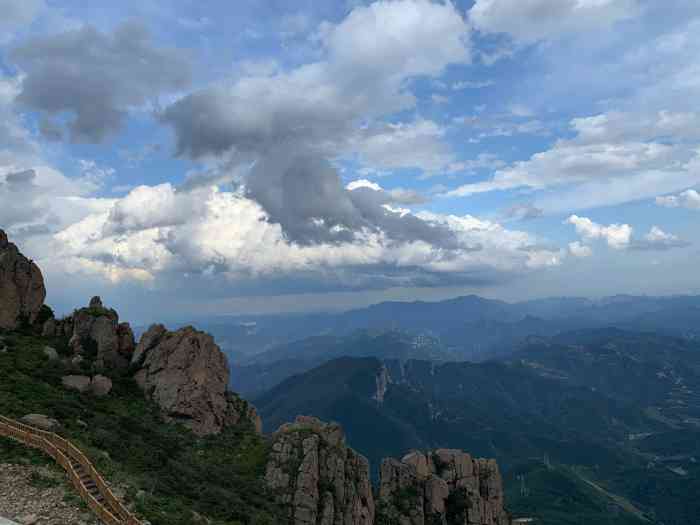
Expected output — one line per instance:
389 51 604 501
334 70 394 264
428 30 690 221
0 230 46 331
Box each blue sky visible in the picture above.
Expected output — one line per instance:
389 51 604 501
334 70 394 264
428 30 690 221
1 0 699 322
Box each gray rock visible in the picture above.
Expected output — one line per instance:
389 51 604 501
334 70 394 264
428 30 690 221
0 229 46 330
62 375 91 393
68 298 135 369
20 414 60 431
266 416 374 525
90 375 113 396
377 449 510 525
131 324 167 367
133 325 257 436
89 296 103 308
43 346 58 360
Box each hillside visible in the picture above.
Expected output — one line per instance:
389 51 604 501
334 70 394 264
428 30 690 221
254 338 700 524
0 329 282 525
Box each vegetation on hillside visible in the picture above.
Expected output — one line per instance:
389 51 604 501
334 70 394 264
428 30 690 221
0 328 284 525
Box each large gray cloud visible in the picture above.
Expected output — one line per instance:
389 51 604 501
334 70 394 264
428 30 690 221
11 21 191 142
0 0 44 35
162 0 470 247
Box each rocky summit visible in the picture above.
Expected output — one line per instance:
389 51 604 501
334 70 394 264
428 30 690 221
42 296 136 370
265 416 375 525
0 230 46 330
378 449 509 525
132 324 261 436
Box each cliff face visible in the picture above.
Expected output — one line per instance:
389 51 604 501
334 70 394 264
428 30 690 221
265 416 375 525
132 324 261 436
378 449 509 525
0 229 46 330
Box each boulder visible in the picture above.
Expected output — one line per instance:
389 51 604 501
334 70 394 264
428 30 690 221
0 229 46 330
90 375 113 396
62 375 91 393
265 417 374 525
133 325 260 436
20 414 60 431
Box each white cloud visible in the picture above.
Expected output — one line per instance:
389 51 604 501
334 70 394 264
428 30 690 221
349 119 455 174
566 216 689 252
469 0 640 44
568 241 592 258
346 179 382 192
446 110 700 209
656 189 700 210
629 226 690 251
566 215 632 249
46 183 563 289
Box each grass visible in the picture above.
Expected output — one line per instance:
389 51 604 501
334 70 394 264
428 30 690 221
0 328 284 525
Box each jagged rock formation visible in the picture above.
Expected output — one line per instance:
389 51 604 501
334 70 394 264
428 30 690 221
42 296 136 370
132 324 261 436
0 229 46 330
265 416 375 525
378 449 509 525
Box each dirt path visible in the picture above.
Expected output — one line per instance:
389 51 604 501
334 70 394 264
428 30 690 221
0 463 98 525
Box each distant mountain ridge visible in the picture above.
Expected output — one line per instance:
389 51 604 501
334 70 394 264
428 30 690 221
198 293 700 369
255 327 700 524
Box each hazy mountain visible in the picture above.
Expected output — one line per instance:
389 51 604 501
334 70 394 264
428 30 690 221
255 328 700 524
198 294 700 369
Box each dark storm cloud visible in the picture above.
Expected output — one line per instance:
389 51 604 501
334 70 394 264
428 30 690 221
11 21 191 142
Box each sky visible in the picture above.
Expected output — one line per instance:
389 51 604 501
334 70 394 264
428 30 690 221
1 0 699 323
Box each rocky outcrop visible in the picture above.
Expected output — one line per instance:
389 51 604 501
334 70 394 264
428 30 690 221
378 449 509 525
43 296 136 370
0 229 46 330
132 324 260 436
265 416 374 525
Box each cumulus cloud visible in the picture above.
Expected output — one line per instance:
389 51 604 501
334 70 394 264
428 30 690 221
566 215 632 249
628 226 691 251
656 189 700 210
566 216 689 252
568 241 592 258
10 21 191 142
48 183 563 291
469 0 639 44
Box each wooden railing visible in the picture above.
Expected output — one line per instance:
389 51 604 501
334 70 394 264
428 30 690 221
0 415 143 525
